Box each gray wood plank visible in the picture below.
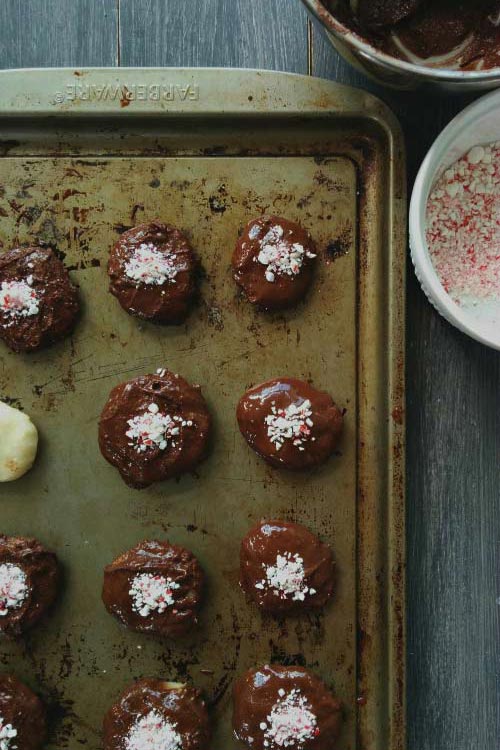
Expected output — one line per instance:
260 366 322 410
119 0 309 72
311 16 500 750
0 0 118 68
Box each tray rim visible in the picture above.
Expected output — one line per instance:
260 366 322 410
0 66 406 750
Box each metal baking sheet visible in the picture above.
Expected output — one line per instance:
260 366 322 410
0 68 406 750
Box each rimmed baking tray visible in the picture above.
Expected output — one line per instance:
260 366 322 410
0 68 406 749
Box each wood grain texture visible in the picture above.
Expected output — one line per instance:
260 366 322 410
0 0 118 68
118 0 309 72
311 16 500 750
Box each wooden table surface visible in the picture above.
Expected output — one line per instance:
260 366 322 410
0 2 499 749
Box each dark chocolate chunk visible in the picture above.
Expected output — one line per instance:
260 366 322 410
357 0 424 28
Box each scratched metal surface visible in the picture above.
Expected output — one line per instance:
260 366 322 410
0 70 405 749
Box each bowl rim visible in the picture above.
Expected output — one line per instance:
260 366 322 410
302 0 500 82
409 88 500 351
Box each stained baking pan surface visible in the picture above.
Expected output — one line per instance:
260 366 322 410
0 69 405 749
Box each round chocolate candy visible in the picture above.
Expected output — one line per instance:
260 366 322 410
236 377 343 471
102 540 204 638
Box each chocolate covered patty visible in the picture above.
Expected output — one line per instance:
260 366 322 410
103 678 211 750
98 369 211 489
240 520 335 615
0 535 59 637
0 246 79 353
0 674 47 750
232 216 317 310
236 378 343 471
108 221 197 324
102 540 204 638
233 664 342 750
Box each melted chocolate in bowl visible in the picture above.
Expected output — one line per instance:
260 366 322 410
327 0 500 70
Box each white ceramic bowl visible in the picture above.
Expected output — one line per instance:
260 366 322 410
410 89 500 351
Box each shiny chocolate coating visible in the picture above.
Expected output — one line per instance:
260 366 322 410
0 674 47 750
98 370 211 489
0 535 60 637
102 540 204 638
108 221 197 324
103 679 211 750
232 215 316 311
233 664 342 750
0 246 79 353
236 377 343 471
240 520 335 615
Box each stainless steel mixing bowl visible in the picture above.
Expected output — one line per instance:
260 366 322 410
301 0 500 92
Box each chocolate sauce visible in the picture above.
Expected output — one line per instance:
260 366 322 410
329 0 500 70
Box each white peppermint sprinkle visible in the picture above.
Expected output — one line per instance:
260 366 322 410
124 243 179 286
126 404 192 453
0 563 28 616
125 710 182 750
255 552 315 602
249 224 261 240
261 689 318 748
426 141 500 305
0 717 17 750
254 225 315 283
265 400 313 451
0 279 39 319
129 573 180 617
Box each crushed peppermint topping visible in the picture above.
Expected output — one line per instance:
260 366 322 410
125 710 182 750
0 564 28 616
129 573 180 617
124 243 179 286
0 717 17 750
0 279 39 319
260 689 319 748
426 142 500 305
265 400 314 451
126 403 193 453
254 225 316 283
255 553 316 602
